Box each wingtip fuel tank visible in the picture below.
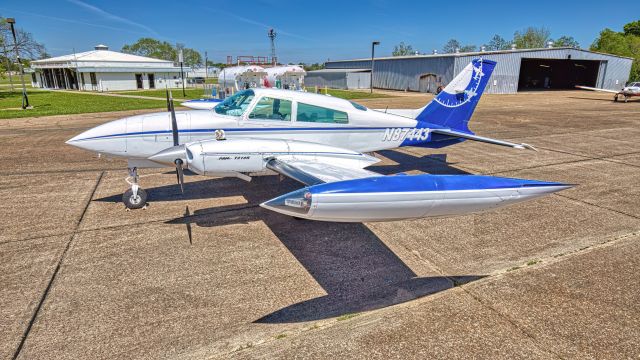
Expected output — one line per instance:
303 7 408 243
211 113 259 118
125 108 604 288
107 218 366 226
261 175 572 222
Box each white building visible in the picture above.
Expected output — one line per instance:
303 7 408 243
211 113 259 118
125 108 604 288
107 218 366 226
30 44 187 91
187 67 220 78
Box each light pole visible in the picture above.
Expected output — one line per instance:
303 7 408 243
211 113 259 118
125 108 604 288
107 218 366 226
178 49 186 97
6 18 30 109
370 41 380 93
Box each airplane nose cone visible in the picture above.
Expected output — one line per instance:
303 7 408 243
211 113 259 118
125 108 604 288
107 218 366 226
66 118 128 153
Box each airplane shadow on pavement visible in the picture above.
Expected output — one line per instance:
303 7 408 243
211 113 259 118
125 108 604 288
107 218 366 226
101 151 485 323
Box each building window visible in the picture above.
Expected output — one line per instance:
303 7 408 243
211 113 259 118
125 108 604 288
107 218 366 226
90 72 97 86
297 102 348 124
249 97 292 121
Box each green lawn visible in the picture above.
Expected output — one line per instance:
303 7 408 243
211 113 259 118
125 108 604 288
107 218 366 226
0 89 167 119
205 78 218 84
305 87 392 99
0 77 33 87
112 88 211 100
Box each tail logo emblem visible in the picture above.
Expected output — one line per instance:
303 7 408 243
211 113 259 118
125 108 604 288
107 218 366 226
434 59 485 108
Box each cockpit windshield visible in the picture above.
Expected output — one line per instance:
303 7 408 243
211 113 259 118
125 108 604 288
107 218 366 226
214 90 255 116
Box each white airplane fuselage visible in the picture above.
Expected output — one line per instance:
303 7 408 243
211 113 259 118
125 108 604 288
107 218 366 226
68 102 422 163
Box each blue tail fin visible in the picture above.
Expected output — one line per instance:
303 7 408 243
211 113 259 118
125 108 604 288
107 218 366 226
416 59 496 134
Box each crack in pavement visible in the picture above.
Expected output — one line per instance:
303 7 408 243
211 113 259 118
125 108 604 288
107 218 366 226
12 171 104 360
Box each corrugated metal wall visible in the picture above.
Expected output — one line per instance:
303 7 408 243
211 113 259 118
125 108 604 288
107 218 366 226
305 71 371 89
304 72 348 89
346 73 371 89
327 48 633 94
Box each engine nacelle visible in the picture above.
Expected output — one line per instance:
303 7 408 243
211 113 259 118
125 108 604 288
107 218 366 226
185 137 381 178
185 138 284 175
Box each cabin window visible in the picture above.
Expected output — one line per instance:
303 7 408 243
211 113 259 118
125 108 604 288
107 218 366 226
296 102 348 124
248 96 292 121
214 89 255 116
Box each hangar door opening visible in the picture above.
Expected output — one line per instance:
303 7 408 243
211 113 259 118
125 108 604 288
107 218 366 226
518 58 600 91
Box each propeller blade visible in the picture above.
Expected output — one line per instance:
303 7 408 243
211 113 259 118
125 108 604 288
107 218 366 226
165 88 171 112
175 158 184 193
169 90 179 147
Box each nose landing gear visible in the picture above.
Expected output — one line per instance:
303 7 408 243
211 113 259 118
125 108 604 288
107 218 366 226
123 167 147 209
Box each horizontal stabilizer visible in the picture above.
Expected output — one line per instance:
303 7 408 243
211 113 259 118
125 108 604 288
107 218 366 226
430 128 537 150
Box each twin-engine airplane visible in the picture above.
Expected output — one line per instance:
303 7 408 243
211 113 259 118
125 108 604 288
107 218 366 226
576 82 640 102
67 59 571 222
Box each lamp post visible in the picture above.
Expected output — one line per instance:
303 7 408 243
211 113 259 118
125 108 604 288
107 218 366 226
6 18 30 109
370 41 380 93
178 49 186 97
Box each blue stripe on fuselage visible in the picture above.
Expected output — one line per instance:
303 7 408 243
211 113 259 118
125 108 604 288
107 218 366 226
68 121 457 144
69 126 398 142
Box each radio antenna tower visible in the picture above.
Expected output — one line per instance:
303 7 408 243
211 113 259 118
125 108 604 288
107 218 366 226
268 28 277 65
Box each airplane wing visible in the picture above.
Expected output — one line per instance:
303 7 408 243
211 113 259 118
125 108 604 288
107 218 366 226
430 128 537 150
575 85 620 94
266 158 380 186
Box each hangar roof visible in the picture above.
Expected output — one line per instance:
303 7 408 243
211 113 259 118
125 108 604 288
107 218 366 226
32 50 172 65
306 68 371 74
330 47 634 63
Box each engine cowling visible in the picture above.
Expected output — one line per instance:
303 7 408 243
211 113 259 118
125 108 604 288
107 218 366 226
185 138 285 175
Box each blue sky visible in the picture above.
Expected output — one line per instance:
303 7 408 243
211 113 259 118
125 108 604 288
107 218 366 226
1 0 638 63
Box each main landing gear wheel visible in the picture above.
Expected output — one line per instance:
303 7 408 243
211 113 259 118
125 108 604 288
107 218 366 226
123 188 147 209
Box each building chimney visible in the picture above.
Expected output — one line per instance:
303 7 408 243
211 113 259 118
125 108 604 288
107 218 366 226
455 48 460 54
432 49 438 55
511 44 517 50
481 45 486 52
547 41 554 48
94 44 109 50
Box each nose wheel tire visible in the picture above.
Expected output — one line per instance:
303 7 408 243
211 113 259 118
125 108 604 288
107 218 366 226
123 188 147 209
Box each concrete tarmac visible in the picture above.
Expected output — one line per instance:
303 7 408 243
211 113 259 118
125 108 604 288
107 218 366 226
1 91 638 359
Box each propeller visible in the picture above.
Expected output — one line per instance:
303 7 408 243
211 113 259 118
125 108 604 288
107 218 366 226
167 89 185 193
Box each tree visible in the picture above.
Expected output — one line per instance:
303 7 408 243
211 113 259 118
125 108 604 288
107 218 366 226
459 45 477 52
442 39 476 53
513 27 551 49
122 38 176 61
300 62 324 71
0 17 46 60
178 46 202 68
553 35 579 48
591 26 640 81
623 20 640 36
122 38 202 67
392 42 416 56
0 16 46 89
486 34 510 51
442 39 461 53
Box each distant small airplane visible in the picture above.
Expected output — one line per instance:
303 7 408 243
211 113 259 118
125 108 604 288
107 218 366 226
576 82 640 102
67 59 571 222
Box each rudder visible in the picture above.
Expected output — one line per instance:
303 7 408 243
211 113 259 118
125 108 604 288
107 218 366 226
415 59 496 134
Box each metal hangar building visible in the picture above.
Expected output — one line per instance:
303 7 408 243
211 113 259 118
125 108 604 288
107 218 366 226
324 47 633 94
